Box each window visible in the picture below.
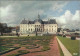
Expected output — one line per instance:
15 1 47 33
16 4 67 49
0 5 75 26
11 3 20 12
39 28 40 31
41 29 42 31
52 28 53 31
31 29 32 31
35 28 36 31
37 28 38 31
29 29 30 31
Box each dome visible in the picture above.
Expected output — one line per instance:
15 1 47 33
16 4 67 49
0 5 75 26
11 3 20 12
34 14 43 24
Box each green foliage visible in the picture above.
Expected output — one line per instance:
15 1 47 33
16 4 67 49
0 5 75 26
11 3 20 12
6 53 19 56
18 50 30 54
63 35 66 37
36 55 44 56
41 46 50 51
0 46 9 52
71 36 76 40
0 36 53 54
26 45 40 49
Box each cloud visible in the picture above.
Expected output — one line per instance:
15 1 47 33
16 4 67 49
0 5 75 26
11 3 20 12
56 10 80 29
43 10 80 29
0 1 80 30
0 1 68 26
72 10 80 20
0 5 12 17
51 1 68 11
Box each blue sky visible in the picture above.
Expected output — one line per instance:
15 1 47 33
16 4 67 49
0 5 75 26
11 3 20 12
62 1 80 14
43 1 80 17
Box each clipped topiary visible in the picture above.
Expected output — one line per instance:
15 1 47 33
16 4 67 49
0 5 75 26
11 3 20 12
63 35 66 37
6 53 19 56
18 50 30 54
41 46 50 51
71 36 76 40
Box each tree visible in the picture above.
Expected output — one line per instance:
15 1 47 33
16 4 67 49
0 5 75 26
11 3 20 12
76 29 79 31
0 23 7 35
16 33 19 37
57 28 61 32
0 23 3 35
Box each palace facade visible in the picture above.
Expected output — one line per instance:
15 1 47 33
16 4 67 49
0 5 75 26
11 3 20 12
20 14 58 35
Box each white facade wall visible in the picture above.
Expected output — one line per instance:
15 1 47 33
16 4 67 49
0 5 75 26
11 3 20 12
44 24 57 34
20 24 35 34
20 23 57 34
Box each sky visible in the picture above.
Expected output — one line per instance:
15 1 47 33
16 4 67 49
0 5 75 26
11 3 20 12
0 0 80 29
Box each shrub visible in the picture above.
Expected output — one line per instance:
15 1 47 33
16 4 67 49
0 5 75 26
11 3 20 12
31 50 42 53
18 50 30 54
75 33 79 35
6 53 19 56
71 36 76 40
26 45 39 49
0 47 20 55
63 35 66 37
58 34 62 36
35 46 40 48
41 46 50 51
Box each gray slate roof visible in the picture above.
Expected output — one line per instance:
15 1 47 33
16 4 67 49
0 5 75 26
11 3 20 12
21 19 57 24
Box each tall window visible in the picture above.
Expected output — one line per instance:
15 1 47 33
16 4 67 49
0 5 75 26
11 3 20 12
41 29 42 31
35 28 36 31
37 28 38 31
52 28 53 32
39 28 40 31
29 29 30 31
31 29 32 31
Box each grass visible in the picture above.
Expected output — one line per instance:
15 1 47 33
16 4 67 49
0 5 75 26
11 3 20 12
57 36 79 56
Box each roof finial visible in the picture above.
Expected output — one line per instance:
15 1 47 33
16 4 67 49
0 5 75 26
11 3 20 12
38 13 40 19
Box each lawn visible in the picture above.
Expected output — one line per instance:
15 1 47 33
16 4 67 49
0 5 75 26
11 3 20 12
57 36 79 56
0 36 53 55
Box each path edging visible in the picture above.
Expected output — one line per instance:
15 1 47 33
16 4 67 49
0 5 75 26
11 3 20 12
56 37 72 56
